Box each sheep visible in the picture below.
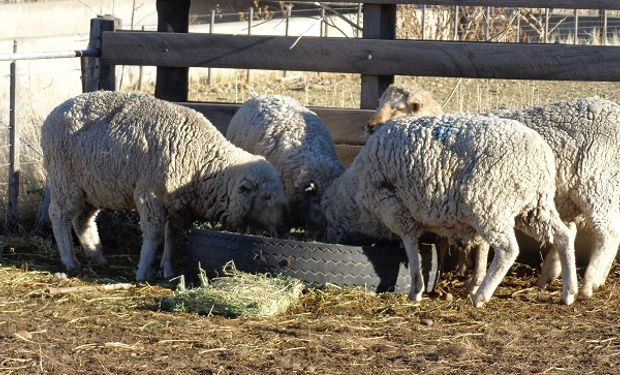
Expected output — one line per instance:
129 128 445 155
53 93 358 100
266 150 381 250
368 84 620 299
226 94 344 235
323 113 578 307
41 91 287 281
367 83 443 128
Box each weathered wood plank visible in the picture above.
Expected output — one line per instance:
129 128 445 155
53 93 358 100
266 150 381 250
82 17 117 92
360 3 395 109
180 102 373 145
335 144 363 167
289 0 620 10
102 33 620 81
155 0 190 101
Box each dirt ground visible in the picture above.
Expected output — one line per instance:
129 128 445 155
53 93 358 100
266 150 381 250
0 239 618 375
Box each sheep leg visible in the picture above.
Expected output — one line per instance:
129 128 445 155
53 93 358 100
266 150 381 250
72 205 106 265
371 188 424 301
467 241 490 295
579 215 620 299
161 221 179 280
519 210 578 305
537 247 561 289
401 233 425 301
471 224 519 308
135 192 166 282
49 199 80 274
455 244 471 276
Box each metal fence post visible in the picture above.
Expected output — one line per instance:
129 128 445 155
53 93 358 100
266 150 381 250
7 40 19 231
421 4 426 39
574 9 579 45
320 6 325 37
544 8 549 43
356 4 362 38
600 9 607 46
284 5 291 78
246 7 253 83
453 5 459 41
138 25 145 91
208 10 215 85
485 6 490 41
516 8 521 43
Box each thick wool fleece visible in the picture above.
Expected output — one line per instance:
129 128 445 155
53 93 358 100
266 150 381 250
41 91 285 281
492 98 620 298
226 94 343 232
371 84 620 299
324 114 577 307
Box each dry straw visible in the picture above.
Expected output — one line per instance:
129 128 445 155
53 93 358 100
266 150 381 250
161 262 305 318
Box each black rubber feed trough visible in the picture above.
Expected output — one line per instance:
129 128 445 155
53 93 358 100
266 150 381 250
185 229 440 295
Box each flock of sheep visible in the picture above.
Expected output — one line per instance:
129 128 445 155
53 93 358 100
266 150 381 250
40 84 620 307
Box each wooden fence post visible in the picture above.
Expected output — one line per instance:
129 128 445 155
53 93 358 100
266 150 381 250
155 0 190 101
360 3 396 109
81 16 118 92
7 40 19 231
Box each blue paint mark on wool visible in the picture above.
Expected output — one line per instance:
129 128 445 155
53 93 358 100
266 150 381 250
432 124 455 143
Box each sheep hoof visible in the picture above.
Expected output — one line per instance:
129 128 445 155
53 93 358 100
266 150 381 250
408 291 423 302
561 291 576 305
471 293 486 308
136 268 155 283
535 276 552 290
578 285 594 300
162 264 177 280
466 280 481 295
86 252 107 266
62 259 81 275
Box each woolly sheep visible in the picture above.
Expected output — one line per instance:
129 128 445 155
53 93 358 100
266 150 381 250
323 114 578 307
368 84 620 299
41 91 287 281
226 94 344 234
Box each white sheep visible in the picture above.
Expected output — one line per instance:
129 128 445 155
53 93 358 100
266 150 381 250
369 84 620 299
226 94 344 235
323 113 578 307
41 91 287 281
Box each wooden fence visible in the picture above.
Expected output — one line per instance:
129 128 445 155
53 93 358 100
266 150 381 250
85 0 620 166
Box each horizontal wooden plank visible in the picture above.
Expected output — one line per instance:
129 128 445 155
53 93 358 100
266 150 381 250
180 102 373 145
335 144 363 167
290 0 620 10
103 33 620 82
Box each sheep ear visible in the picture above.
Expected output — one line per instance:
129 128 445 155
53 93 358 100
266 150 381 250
304 182 317 194
239 179 256 193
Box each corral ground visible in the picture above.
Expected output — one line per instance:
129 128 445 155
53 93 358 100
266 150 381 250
0 235 618 375
1 76 619 374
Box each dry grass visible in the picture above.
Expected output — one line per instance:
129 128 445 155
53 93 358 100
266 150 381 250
0 261 618 374
161 263 304 318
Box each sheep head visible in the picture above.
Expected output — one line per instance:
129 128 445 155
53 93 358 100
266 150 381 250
367 83 444 133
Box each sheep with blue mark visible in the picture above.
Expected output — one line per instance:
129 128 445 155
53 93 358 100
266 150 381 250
323 113 578 307
369 84 620 300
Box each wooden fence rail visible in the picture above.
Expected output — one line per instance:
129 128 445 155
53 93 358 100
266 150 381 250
102 32 620 82
291 0 620 10
93 0 620 165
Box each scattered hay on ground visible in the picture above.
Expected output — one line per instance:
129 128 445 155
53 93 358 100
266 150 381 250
160 262 305 318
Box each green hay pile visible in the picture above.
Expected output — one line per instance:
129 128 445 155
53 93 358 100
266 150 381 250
161 262 305 318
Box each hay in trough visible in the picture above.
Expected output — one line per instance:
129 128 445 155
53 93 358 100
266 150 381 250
161 262 305 318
